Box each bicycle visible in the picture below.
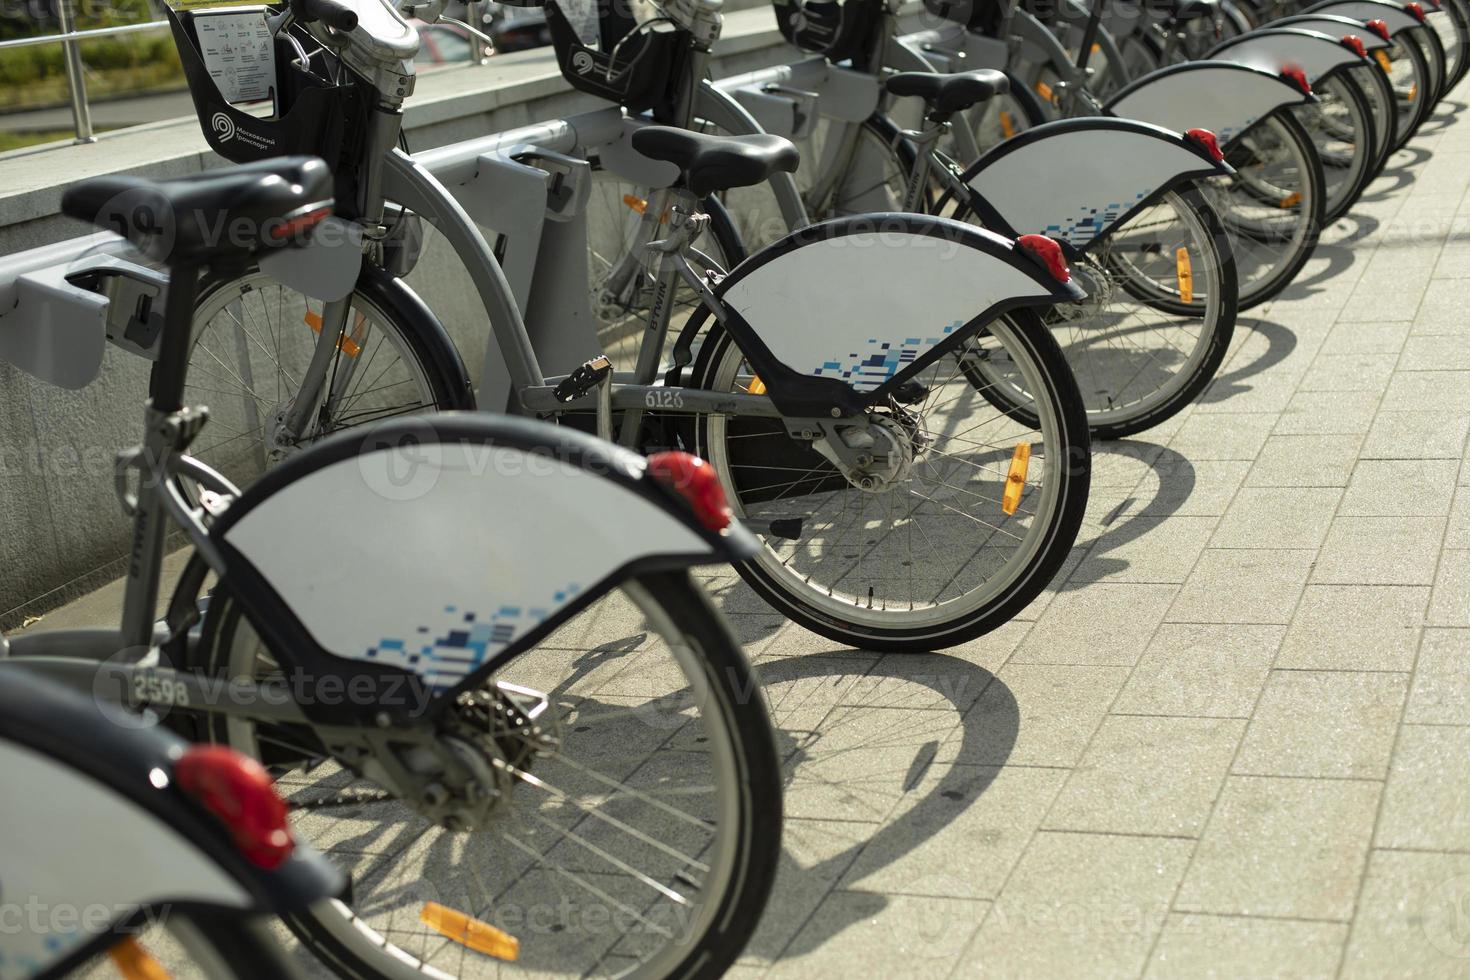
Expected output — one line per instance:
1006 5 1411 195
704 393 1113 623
15 153 784 979
137 0 1095 652
0 668 340 979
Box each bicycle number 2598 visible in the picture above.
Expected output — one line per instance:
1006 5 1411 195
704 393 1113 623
134 672 189 706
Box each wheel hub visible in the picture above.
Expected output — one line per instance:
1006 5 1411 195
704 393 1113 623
1055 258 1115 322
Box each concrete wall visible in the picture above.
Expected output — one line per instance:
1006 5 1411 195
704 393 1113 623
0 6 799 627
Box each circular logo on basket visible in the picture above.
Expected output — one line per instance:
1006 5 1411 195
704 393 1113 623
571 50 595 75
211 111 237 143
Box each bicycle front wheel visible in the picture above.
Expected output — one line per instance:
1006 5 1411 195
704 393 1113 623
690 308 1091 651
182 267 469 490
194 572 781 980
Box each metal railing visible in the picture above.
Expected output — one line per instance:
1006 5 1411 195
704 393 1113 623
0 2 492 147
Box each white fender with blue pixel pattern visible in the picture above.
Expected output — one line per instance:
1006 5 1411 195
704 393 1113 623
707 214 1081 402
213 416 746 698
956 117 1231 252
1209 28 1370 82
1103 61 1316 148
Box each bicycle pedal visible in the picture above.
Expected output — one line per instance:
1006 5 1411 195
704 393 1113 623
552 355 614 403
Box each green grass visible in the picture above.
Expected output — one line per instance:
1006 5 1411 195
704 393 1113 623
0 126 118 152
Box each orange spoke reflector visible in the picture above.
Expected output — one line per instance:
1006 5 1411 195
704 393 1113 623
1409 82 1418 101
999 111 1016 139
746 375 767 395
1091 42 1102 53
305 310 363 358
1035 80 1054 103
421 902 520 962
1175 247 1194 304
1278 191 1302 209
1002 442 1031 516
623 193 649 214
109 937 170 980
1376 50 1394 73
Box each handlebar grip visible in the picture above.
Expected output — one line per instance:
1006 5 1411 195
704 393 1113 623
293 0 359 31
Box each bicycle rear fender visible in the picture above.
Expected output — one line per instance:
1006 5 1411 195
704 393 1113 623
701 214 1083 417
1303 0 1428 35
959 117 1232 253
1208 28 1371 82
1103 61 1317 147
0 669 340 978
1273 14 1396 51
211 415 755 724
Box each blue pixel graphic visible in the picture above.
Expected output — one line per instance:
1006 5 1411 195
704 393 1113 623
363 585 582 690
814 320 965 391
1042 189 1152 245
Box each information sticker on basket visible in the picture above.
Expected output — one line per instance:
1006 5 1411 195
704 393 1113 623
559 0 602 49
191 9 276 104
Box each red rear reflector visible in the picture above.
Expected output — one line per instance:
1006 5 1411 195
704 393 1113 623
269 206 333 241
1185 127 1225 162
1342 34 1368 57
1280 66 1312 95
1016 234 1071 284
176 745 294 869
1367 18 1391 39
1406 2 1426 21
647 452 732 532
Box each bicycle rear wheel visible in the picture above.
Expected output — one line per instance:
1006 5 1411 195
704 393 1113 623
689 308 1091 651
1204 112 1325 309
1294 70 1377 220
194 572 781 980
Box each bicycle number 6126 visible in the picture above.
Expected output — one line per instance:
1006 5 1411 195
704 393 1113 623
644 390 684 409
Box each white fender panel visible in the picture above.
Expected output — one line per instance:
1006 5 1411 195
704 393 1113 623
1307 1 1424 33
0 741 251 979
1106 64 1309 145
964 125 1216 247
1277 17 1394 48
720 230 1053 391
1215 30 1365 81
223 443 710 691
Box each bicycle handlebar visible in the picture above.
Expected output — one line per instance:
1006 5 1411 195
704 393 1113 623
292 0 360 32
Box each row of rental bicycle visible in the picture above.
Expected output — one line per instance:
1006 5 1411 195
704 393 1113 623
0 0 1458 973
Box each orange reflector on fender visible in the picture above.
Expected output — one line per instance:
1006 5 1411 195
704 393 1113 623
109 937 170 980
1279 191 1302 209
1002 443 1031 515
305 311 363 358
1176 247 1194 304
421 903 520 962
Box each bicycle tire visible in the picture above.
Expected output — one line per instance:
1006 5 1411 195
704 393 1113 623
167 910 311 980
192 571 782 980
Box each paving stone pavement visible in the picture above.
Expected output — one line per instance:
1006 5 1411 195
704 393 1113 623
691 94 1470 978
29 80 1470 980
